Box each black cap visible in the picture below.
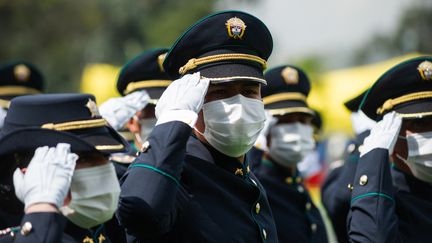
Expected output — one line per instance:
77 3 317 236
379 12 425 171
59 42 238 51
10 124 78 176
163 10 273 84
0 61 45 108
360 56 432 121
311 108 323 131
344 89 368 112
262 65 313 116
0 93 128 156
117 48 172 102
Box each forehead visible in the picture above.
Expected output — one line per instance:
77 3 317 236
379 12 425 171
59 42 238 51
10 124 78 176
402 116 432 132
275 112 313 122
208 80 260 89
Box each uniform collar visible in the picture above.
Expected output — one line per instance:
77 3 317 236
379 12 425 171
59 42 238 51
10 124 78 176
186 134 250 178
391 166 432 201
259 159 303 185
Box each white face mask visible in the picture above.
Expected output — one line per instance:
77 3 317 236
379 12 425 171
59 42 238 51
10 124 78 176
200 94 266 157
397 131 432 184
138 118 157 141
268 123 315 167
60 163 121 229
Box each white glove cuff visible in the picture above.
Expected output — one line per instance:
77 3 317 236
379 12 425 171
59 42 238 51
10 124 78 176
24 193 63 209
156 110 198 128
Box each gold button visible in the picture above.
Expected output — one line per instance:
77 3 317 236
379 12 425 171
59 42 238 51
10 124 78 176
140 141 150 152
311 223 317 233
359 175 368 186
262 228 267 240
297 185 304 193
20 222 32 236
347 183 354 191
295 177 302 183
305 202 312 211
255 203 261 214
285 177 293 184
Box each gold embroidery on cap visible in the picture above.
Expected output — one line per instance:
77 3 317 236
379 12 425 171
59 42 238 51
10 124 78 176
281 67 299 85
14 64 31 82
157 53 167 72
418 61 432 81
85 99 100 118
225 17 246 39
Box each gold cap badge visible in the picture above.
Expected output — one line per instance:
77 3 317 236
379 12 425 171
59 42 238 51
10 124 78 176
418 61 432 81
85 99 100 118
14 64 31 82
157 53 167 72
281 67 299 85
225 17 246 39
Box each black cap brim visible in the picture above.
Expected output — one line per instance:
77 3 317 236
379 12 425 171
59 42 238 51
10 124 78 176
0 126 128 156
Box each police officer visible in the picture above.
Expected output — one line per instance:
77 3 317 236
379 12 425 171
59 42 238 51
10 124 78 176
0 61 44 230
117 10 278 242
348 56 432 242
250 65 328 243
0 93 128 242
100 48 172 179
0 61 44 130
321 89 375 243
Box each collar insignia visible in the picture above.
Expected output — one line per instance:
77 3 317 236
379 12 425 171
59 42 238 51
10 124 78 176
418 61 432 81
225 17 246 39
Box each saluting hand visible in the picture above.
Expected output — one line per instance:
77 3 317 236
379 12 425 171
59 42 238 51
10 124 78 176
360 111 402 157
155 72 210 127
99 90 150 130
13 143 78 210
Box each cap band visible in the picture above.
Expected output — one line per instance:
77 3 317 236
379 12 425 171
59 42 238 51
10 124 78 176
0 86 41 96
263 92 306 105
377 91 432 115
41 119 108 131
268 107 314 116
95 144 125 150
0 99 10 109
124 80 171 95
179 53 267 75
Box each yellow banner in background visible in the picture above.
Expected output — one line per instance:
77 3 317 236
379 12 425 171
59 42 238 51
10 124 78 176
80 53 427 131
80 64 121 104
308 53 425 134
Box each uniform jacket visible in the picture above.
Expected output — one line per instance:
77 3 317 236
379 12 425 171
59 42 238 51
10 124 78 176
117 121 278 242
348 148 432 242
254 160 328 243
0 213 112 243
321 130 369 243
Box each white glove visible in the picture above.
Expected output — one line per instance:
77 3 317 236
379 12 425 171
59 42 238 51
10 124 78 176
254 110 277 151
99 90 150 130
0 107 7 129
155 72 210 127
360 111 402 157
13 143 78 209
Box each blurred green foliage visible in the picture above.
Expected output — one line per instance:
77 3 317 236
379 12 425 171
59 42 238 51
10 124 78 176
352 3 432 65
0 0 215 92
